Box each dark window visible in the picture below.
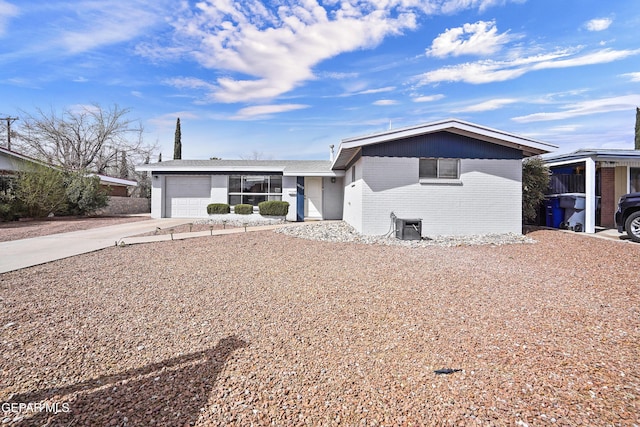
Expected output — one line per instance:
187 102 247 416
419 158 460 179
228 175 283 206
631 168 640 193
228 176 242 192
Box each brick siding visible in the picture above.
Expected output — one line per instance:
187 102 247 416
599 167 616 228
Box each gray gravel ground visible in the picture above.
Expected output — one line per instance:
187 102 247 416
0 229 638 426
275 221 536 247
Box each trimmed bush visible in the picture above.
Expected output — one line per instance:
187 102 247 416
207 203 230 214
258 200 289 216
233 204 253 215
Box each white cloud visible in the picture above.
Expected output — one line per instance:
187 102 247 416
438 0 526 14
457 97 519 112
511 94 640 123
358 86 396 95
418 47 640 85
413 94 445 102
322 71 360 80
166 77 217 92
337 86 396 97
163 1 419 103
621 72 640 82
0 0 19 36
148 111 202 130
548 124 582 133
426 20 514 58
157 0 526 104
232 104 309 119
584 17 612 32
373 99 398 106
55 1 168 54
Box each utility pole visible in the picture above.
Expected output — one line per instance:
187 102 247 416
1 117 19 150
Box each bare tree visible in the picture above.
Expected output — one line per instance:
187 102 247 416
15 104 156 174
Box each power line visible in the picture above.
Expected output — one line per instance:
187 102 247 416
1 117 19 150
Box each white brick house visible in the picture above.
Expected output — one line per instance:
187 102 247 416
136 119 556 236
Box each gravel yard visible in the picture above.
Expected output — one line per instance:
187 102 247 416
0 215 150 242
0 229 638 426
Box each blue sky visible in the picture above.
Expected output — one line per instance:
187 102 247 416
1 0 639 161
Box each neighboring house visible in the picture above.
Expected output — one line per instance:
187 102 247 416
0 145 138 196
137 119 557 236
96 174 137 197
543 149 640 232
0 146 37 174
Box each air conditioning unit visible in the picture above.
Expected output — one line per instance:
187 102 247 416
395 218 422 240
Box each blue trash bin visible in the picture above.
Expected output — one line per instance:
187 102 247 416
545 196 564 228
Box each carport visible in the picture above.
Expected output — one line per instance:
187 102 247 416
543 149 640 232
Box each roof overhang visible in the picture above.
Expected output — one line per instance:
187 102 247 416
331 118 558 170
135 162 344 177
136 164 287 173
543 149 640 168
282 170 345 177
95 174 138 187
0 146 48 170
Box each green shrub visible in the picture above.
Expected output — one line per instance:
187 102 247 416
234 204 253 215
63 172 109 216
0 177 22 221
0 194 23 221
522 156 551 224
207 203 230 214
15 164 68 218
258 200 289 216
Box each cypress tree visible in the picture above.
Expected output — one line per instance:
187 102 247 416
174 117 182 160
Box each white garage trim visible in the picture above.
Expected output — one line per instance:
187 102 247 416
165 176 211 218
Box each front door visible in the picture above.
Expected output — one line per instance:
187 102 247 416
304 177 323 219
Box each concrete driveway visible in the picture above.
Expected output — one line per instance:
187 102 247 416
0 218 191 274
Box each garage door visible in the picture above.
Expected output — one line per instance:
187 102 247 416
165 176 211 218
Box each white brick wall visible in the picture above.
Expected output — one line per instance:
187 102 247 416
350 156 522 236
150 174 164 218
322 176 344 220
342 158 364 232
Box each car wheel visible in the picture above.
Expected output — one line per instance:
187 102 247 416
624 211 640 243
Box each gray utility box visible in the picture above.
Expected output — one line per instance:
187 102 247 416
395 218 422 240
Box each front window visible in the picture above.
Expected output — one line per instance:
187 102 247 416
228 175 282 206
419 158 460 179
631 167 640 193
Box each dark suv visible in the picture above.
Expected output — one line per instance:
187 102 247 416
615 192 640 242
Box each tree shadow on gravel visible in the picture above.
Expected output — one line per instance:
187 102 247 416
7 335 247 426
